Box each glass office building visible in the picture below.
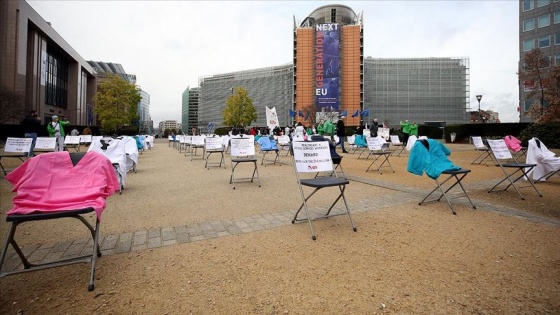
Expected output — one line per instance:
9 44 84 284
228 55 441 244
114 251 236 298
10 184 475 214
182 87 200 134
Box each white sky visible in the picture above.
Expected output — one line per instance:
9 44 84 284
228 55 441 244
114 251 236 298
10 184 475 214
27 0 520 123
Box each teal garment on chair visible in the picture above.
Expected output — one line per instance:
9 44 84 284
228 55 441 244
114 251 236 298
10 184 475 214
407 138 460 179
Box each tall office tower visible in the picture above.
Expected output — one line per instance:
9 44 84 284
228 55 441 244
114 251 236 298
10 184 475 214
182 86 199 134
293 4 363 126
519 0 560 122
137 89 150 134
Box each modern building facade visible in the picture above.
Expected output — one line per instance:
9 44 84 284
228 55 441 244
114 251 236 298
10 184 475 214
181 87 199 134
184 4 470 130
137 89 151 134
364 57 470 126
519 0 560 122
0 0 96 126
293 4 364 127
198 64 293 130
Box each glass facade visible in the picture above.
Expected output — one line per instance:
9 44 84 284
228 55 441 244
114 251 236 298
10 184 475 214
45 48 68 108
199 64 293 130
181 87 200 134
363 58 470 126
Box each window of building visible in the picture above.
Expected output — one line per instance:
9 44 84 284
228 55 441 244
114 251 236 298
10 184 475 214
555 33 560 45
45 48 68 108
523 38 536 51
555 11 560 23
523 0 534 11
539 35 551 47
538 0 550 7
555 53 560 64
538 14 551 28
523 18 535 31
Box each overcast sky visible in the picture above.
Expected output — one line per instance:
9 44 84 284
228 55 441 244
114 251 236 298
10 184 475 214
27 0 520 123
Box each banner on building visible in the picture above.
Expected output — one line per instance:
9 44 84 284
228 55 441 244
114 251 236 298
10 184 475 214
266 106 279 129
315 23 340 112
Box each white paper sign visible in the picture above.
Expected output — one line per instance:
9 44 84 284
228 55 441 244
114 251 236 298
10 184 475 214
367 136 385 151
230 138 255 156
205 137 223 151
292 141 332 173
64 136 80 145
79 135 92 143
34 137 56 150
3 137 33 153
487 140 512 159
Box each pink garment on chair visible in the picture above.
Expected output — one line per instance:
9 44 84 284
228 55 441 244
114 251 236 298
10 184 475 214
504 135 523 152
5 151 119 221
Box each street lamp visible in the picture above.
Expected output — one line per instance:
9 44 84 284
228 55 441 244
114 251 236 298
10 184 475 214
476 95 482 122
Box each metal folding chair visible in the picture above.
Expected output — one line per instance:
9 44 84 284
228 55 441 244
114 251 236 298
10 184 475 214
64 135 81 152
486 139 542 200
365 139 394 174
204 136 226 169
408 139 476 215
0 151 118 291
470 136 492 165
0 137 32 175
291 140 357 240
526 137 560 182
256 136 279 166
229 137 261 189
389 135 407 157
190 136 206 160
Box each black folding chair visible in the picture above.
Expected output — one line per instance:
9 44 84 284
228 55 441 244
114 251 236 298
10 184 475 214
229 137 261 189
291 140 357 240
486 139 542 200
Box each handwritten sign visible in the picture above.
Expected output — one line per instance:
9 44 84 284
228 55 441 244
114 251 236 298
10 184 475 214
64 136 80 145
292 141 332 173
487 139 511 160
367 137 385 151
79 135 92 143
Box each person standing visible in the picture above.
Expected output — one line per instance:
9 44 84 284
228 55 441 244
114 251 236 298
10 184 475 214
71 127 79 136
323 119 335 141
335 116 348 153
409 122 419 137
21 110 41 156
370 118 379 137
400 119 411 144
317 120 325 135
47 115 70 152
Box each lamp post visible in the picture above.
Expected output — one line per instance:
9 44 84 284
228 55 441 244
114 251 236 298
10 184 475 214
476 95 482 123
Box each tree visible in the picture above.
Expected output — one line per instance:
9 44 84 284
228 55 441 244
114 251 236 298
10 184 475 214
0 85 25 124
222 87 257 128
518 48 560 122
93 75 140 133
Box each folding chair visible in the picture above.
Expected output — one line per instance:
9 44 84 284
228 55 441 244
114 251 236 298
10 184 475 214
277 135 292 156
190 136 205 160
470 136 492 165
291 140 357 240
64 135 81 152
351 134 368 156
256 136 279 166
486 139 542 200
389 135 407 157
365 138 394 174
526 137 560 182
204 136 226 169
229 137 261 189
122 136 139 173
0 151 119 291
407 138 476 215
0 137 32 175
504 135 527 163
79 135 92 149
88 137 127 195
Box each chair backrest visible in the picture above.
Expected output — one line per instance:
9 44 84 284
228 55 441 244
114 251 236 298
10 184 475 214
230 137 256 157
292 141 333 173
471 136 487 150
277 135 290 145
34 137 56 153
347 135 355 145
367 136 387 151
191 136 205 146
486 139 513 160
406 135 418 150
389 135 401 144
64 135 80 146
257 136 278 150
1 137 33 155
504 135 523 152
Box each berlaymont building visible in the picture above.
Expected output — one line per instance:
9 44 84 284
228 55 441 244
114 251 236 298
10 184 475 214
183 4 470 133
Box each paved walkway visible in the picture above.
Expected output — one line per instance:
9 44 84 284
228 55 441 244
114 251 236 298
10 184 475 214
2 153 559 273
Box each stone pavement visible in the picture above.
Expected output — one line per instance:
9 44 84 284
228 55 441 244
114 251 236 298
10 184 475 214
1 140 560 273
